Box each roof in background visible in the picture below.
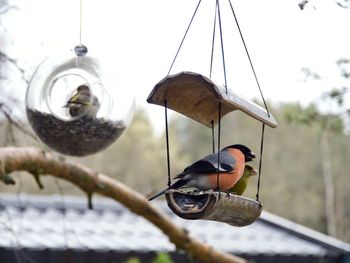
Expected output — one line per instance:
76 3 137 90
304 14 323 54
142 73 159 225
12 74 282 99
0 193 349 257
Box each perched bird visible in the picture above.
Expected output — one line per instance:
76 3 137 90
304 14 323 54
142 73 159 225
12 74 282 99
148 144 255 201
228 164 257 196
64 85 100 118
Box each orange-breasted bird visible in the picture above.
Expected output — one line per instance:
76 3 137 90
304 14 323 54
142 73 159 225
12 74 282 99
148 144 255 201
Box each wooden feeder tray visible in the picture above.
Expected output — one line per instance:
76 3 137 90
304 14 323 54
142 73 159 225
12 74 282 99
147 71 277 128
165 190 262 227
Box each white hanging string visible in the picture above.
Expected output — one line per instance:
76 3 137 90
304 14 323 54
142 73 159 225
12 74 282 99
79 0 83 45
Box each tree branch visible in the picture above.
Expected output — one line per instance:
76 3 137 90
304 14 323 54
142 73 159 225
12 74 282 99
0 51 28 83
0 103 38 142
0 146 246 263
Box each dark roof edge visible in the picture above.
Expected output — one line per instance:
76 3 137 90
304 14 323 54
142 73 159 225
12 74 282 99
260 211 350 253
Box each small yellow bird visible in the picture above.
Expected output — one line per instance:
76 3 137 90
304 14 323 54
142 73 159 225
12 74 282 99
64 85 100 118
228 164 257 196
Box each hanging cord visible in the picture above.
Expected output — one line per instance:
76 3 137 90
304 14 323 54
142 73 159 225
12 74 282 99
167 0 202 76
228 0 269 204
74 0 88 56
79 0 83 45
216 103 222 189
164 100 172 187
228 0 270 116
256 123 265 203
209 1 218 79
211 120 215 154
217 0 228 94
210 1 218 156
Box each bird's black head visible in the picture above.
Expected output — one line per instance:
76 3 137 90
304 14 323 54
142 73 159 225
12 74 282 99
224 144 256 162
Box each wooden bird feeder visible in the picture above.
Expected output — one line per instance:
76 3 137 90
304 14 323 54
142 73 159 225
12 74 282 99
165 190 262 227
147 0 278 227
148 72 277 227
147 71 277 128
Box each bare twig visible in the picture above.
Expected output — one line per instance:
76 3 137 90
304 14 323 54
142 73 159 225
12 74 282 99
0 103 38 142
0 51 28 83
0 4 18 15
335 0 350 8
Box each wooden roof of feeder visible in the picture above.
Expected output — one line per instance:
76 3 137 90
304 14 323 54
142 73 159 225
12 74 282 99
165 190 262 227
147 71 277 128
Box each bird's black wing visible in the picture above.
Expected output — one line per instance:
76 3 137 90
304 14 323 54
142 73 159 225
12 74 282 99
174 150 236 179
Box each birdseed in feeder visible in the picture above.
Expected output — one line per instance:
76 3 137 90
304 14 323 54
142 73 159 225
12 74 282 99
27 109 125 156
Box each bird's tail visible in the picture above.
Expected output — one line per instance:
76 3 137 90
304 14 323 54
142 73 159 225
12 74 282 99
148 188 169 201
148 179 189 201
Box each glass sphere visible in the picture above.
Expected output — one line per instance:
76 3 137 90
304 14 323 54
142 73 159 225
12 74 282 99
26 47 135 156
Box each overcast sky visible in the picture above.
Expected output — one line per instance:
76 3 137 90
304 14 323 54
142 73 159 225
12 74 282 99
2 0 350 128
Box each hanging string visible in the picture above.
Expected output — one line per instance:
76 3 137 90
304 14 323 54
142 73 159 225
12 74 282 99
217 0 228 94
211 120 215 153
209 1 218 79
167 0 202 76
79 0 83 45
216 103 222 189
164 100 172 187
228 0 270 116
256 123 266 203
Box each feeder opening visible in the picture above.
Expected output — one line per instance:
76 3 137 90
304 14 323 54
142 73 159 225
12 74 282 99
172 191 210 212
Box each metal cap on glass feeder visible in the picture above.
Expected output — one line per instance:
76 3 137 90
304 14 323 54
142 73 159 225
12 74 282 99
26 47 135 156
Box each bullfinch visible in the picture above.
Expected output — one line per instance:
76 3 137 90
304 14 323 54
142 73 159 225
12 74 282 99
148 144 255 201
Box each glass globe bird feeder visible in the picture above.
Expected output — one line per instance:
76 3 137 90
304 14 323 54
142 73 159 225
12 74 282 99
26 46 135 156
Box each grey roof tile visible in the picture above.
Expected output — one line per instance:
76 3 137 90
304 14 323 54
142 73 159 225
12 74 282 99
0 193 349 257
